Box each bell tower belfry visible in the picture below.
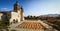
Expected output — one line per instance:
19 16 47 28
14 1 20 12
20 7 24 21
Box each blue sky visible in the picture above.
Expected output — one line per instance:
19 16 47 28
0 0 60 16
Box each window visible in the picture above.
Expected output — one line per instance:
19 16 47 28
13 19 18 23
13 19 15 23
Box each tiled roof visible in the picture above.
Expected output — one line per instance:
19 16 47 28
16 22 44 29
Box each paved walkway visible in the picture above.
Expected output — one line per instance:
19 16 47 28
38 20 53 29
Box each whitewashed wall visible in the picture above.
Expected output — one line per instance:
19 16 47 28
10 12 21 24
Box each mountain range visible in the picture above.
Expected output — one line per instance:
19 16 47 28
40 14 60 17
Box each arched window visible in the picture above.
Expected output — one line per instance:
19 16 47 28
13 19 15 23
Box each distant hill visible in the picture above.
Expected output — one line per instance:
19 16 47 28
40 14 60 17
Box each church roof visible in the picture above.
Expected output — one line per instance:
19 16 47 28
16 22 44 29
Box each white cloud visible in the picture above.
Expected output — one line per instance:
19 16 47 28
0 8 8 11
1 8 7 10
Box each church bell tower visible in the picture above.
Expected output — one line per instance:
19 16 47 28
14 1 24 21
14 1 20 12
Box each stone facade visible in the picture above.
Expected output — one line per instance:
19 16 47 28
9 1 24 24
